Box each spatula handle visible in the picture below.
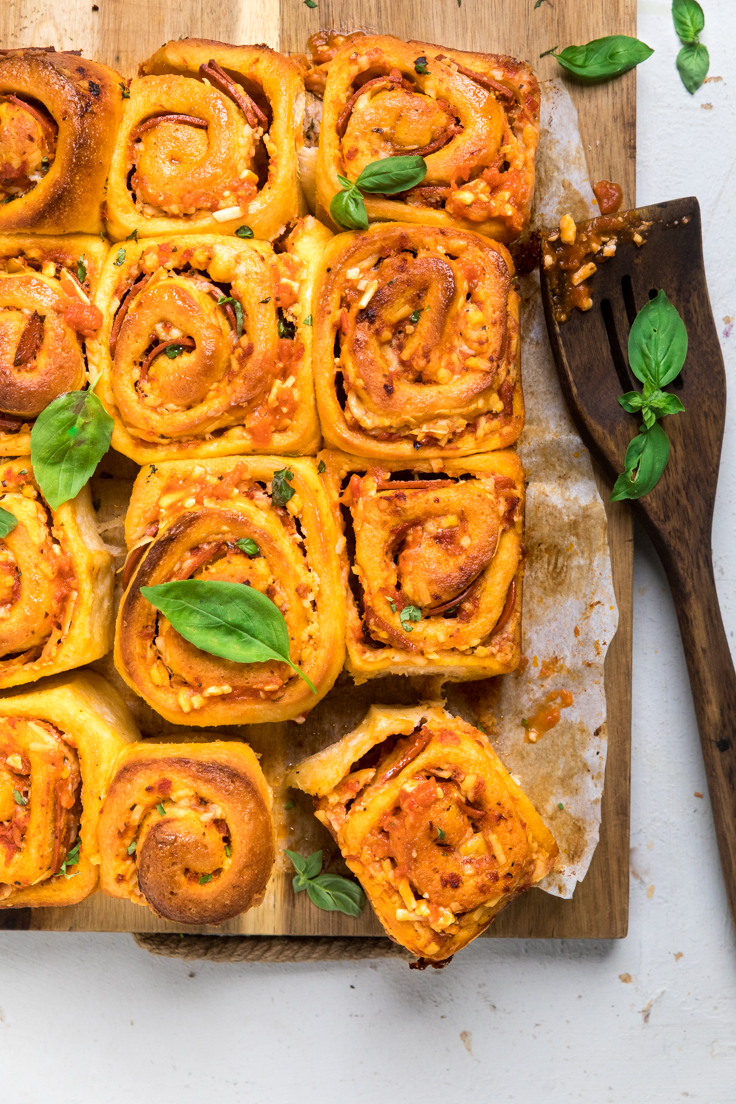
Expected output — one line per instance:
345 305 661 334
662 543 736 929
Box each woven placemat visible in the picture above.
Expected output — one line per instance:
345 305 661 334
133 933 412 962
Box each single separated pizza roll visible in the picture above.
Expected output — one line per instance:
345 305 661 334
321 449 524 681
315 34 539 242
105 39 304 242
0 234 106 454
90 220 329 463
289 703 558 963
99 738 275 925
0 458 114 689
0 48 122 234
116 456 345 725
0 672 139 909
312 223 522 458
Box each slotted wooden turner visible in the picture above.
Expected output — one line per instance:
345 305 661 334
541 196 736 931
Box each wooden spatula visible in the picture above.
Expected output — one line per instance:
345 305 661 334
540 196 736 931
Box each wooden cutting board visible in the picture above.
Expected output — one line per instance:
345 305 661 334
0 0 635 939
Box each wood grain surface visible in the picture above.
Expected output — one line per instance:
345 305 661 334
0 0 635 939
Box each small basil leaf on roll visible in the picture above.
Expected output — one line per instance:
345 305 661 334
31 390 114 509
0 508 18 538
140 579 317 693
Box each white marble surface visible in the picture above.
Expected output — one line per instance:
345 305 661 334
2 4 736 1101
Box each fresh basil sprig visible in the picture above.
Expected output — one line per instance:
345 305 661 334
548 35 653 81
610 291 687 502
285 849 365 917
0 508 18 538
31 388 114 509
140 579 316 693
673 0 709 93
330 155 427 231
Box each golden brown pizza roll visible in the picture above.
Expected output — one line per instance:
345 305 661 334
0 47 122 234
115 455 345 725
0 458 114 689
0 234 106 455
105 39 304 242
315 34 539 242
321 449 524 681
0 672 139 908
289 703 558 963
89 221 328 463
312 223 522 458
98 738 275 925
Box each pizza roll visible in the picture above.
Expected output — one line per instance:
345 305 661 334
98 738 274 925
0 458 114 689
115 456 345 725
90 220 329 463
0 672 139 909
0 234 106 454
315 34 539 242
312 223 522 458
289 703 558 963
105 39 304 242
322 449 524 681
0 48 122 234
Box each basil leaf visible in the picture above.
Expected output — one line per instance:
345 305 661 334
284 848 307 877
216 295 244 337
409 309 421 324
400 605 422 632
628 290 688 388
140 579 317 693
165 344 184 359
610 422 670 501
647 391 685 416
317 460 326 474
673 0 704 43
677 42 709 93
618 391 644 413
330 186 369 230
235 225 254 238
127 840 137 855
76 256 87 283
156 802 166 815
12 789 27 806
302 314 313 326
414 56 429 75
31 390 114 509
236 537 260 557
307 874 365 917
125 229 139 241
357 155 427 195
199 873 213 884
302 850 323 880
304 0 317 7
114 248 125 267
553 36 654 81
0 507 17 538
271 467 295 507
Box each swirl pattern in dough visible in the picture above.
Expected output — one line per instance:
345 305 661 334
105 39 304 242
313 223 521 458
321 449 524 681
91 221 329 463
289 703 558 963
0 672 139 908
0 47 122 234
314 34 539 242
116 456 345 725
0 458 114 689
99 738 274 925
0 234 105 454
